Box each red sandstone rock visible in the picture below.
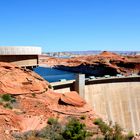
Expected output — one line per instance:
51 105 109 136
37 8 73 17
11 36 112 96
0 62 96 139
60 91 86 107
0 62 49 95
39 51 140 75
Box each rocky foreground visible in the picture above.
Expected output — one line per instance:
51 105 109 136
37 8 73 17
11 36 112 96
0 62 96 139
0 62 140 139
40 51 140 76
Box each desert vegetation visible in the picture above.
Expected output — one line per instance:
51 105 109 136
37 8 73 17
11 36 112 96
93 118 134 140
0 94 16 109
13 117 134 140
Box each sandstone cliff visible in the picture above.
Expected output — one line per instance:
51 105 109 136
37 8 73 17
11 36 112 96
0 62 96 139
40 51 140 76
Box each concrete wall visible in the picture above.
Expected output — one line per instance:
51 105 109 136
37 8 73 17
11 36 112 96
85 81 140 132
0 46 41 67
51 80 74 93
54 87 71 93
53 77 140 133
0 55 38 67
0 46 41 55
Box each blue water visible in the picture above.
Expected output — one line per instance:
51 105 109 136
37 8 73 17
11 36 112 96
33 67 76 82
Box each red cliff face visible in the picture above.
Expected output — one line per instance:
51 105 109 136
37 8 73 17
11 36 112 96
40 51 140 76
0 62 96 139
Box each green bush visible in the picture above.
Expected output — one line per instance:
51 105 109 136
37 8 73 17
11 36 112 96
2 94 12 101
13 117 134 140
4 103 13 109
112 123 124 140
0 94 16 109
38 118 63 140
93 118 134 140
62 117 91 140
94 118 103 125
126 131 134 140
47 117 58 125
1 94 16 103
16 117 92 140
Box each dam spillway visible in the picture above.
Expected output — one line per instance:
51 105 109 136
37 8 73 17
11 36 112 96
52 76 140 133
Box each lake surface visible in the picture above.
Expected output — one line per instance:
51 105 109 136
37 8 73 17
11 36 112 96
33 66 76 82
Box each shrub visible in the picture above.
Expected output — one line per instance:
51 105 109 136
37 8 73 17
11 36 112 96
4 103 13 109
112 123 123 139
47 117 58 125
94 118 112 138
1 94 16 103
37 117 92 140
2 94 12 101
126 131 134 140
94 118 103 125
62 117 90 140
13 117 134 140
93 118 134 140
0 94 16 109
38 118 63 140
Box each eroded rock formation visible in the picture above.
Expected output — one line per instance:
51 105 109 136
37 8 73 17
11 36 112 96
40 51 140 76
0 62 96 139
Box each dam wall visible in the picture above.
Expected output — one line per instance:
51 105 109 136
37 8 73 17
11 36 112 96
85 81 140 132
52 76 140 133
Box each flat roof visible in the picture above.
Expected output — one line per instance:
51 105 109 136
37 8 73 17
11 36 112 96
0 46 42 55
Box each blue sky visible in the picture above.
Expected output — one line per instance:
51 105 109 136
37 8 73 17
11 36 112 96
0 0 140 52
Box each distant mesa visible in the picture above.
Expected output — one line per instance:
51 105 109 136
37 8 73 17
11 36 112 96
39 51 140 76
100 51 119 56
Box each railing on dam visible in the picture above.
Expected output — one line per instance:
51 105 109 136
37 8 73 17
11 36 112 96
51 75 140 91
51 75 140 133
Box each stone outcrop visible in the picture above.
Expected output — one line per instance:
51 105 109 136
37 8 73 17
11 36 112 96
40 51 140 76
0 62 96 139
0 62 49 95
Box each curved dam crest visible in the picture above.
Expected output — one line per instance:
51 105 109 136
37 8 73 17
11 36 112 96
52 76 140 133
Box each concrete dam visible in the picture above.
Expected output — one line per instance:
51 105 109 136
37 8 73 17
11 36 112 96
52 76 140 133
